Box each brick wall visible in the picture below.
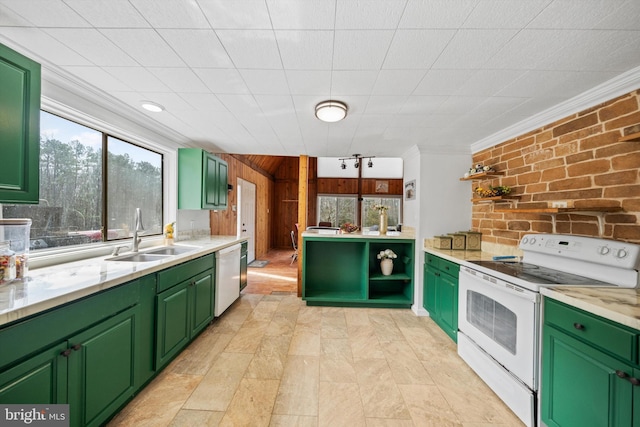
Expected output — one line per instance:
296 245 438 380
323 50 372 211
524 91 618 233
472 90 640 246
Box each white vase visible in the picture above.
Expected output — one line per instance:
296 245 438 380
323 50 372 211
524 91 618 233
380 258 393 276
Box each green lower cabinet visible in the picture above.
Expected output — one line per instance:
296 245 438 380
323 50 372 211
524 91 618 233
68 305 139 427
0 342 67 404
423 254 459 342
542 325 633 427
155 269 214 369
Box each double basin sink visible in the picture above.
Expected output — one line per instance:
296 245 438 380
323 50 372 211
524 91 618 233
106 245 200 262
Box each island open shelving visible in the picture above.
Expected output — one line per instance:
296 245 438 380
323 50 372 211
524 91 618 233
302 234 415 308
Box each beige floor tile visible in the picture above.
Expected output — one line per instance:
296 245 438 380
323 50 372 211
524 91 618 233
344 308 371 327
398 384 462 426
355 359 411 419
369 313 405 342
219 378 280 427
273 355 320 416
318 382 366 427
321 337 353 361
319 357 358 383
169 409 224 426
321 310 349 339
382 340 434 385
225 321 269 353
348 325 386 360
365 419 415 427
288 329 321 356
269 415 318 426
170 332 234 376
245 354 286 380
265 311 298 337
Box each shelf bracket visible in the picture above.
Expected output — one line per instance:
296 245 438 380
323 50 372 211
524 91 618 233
548 211 607 237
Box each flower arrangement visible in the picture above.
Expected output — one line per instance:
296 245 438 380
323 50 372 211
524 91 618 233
373 204 389 213
474 185 511 198
164 222 175 239
377 249 397 260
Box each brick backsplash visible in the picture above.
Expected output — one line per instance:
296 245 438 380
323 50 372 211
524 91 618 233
471 90 640 246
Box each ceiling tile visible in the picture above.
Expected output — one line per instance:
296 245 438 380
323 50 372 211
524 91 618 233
399 0 476 28
275 30 333 70
0 28 92 66
62 66 133 92
412 70 474 96
100 29 186 67
335 0 406 29
199 0 271 29
217 94 262 115
267 0 335 30
527 0 627 29
239 69 289 94
365 96 408 114
104 67 171 92
383 29 456 69
452 69 527 96
0 4 32 26
193 68 250 94
372 70 426 95
333 30 395 70
44 29 137 67
495 70 584 97
149 68 210 93
286 70 332 95
159 30 233 68
467 96 530 117
254 95 296 116
331 71 379 95
216 30 282 69
65 0 149 28
179 93 228 112
463 0 552 28
432 29 518 69
595 0 640 29
1 0 89 27
437 96 487 115
137 92 194 111
399 96 447 115
129 0 209 28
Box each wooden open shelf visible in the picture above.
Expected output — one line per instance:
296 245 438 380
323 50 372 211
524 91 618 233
471 195 520 204
619 132 640 142
460 171 504 181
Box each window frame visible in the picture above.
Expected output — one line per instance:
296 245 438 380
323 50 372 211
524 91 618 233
316 194 358 227
360 195 403 229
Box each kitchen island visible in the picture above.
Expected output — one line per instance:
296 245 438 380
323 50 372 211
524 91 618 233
302 231 415 308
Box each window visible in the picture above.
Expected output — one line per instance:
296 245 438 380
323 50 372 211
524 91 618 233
1 111 163 251
361 197 401 228
317 195 356 227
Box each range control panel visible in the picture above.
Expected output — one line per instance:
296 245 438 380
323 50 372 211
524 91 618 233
519 234 640 270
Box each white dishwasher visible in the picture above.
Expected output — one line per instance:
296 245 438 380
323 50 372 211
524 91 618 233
215 243 241 316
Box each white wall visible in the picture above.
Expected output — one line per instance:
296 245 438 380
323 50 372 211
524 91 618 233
402 146 472 316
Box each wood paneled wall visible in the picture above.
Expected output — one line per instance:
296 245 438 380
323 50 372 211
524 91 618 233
209 153 275 259
274 157 300 248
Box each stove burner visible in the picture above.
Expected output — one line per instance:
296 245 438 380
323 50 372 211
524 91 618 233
468 260 613 286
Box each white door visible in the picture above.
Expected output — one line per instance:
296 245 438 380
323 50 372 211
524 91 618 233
237 178 256 263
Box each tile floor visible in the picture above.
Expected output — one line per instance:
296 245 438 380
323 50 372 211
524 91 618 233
108 293 524 426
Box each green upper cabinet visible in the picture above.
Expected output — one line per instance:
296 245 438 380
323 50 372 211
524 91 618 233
178 148 228 210
0 43 41 204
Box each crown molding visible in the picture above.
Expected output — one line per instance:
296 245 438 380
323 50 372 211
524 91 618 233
470 66 640 153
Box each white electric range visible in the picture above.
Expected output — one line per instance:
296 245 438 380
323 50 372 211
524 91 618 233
457 234 640 427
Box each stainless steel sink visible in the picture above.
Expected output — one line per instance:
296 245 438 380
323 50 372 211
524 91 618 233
145 245 199 255
106 253 170 262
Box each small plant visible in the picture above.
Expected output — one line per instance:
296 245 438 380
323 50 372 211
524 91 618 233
474 185 511 198
374 204 389 213
377 249 397 260
164 222 175 238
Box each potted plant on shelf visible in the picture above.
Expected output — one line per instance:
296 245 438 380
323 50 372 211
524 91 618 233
377 249 397 276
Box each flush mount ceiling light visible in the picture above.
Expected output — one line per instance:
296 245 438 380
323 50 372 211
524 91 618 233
315 100 347 122
141 101 165 113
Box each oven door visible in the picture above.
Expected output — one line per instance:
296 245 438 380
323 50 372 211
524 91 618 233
458 266 539 390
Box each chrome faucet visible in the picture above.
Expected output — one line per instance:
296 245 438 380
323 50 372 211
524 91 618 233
131 208 145 252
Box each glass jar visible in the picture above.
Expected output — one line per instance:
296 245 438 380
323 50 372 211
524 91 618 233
0 219 31 279
0 241 17 284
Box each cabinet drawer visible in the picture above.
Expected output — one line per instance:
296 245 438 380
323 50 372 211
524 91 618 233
425 254 440 270
439 258 459 277
544 299 637 363
157 254 214 293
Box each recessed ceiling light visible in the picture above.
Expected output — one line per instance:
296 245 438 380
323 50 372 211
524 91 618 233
141 101 164 113
315 100 347 122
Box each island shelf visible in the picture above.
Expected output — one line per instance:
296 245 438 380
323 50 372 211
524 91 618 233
302 235 415 308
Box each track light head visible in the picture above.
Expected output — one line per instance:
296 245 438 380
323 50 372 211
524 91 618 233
354 160 359 168
368 158 373 168
341 161 346 170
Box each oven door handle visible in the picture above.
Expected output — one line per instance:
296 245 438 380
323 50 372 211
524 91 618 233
460 267 539 303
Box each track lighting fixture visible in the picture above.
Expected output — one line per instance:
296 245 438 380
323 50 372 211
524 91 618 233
338 154 375 170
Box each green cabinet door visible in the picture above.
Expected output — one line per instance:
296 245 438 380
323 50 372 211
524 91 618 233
191 270 215 336
542 325 633 427
436 272 458 342
423 263 437 314
178 148 228 210
68 305 139 427
156 281 191 369
0 43 41 204
0 342 67 405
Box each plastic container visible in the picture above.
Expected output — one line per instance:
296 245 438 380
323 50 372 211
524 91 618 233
0 241 16 284
0 219 31 279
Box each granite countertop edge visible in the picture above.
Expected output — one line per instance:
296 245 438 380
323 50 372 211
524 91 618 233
0 236 247 327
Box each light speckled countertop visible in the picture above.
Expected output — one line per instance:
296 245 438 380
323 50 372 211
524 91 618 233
424 242 640 331
0 236 245 327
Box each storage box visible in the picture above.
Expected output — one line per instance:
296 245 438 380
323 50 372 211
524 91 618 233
433 235 452 250
447 233 466 250
460 231 482 251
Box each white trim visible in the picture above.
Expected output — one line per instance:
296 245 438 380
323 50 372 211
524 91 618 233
471 66 640 153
